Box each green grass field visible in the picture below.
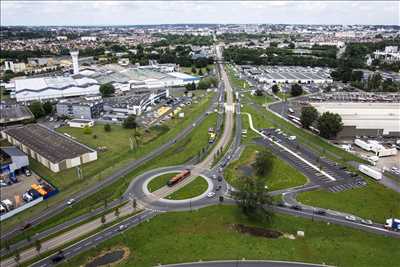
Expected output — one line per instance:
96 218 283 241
57 205 400 267
225 65 250 90
1 105 219 247
0 93 216 236
181 64 215 77
147 173 179 192
297 180 400 223
167 176 208 200
224 144 308 191
243 92 275 106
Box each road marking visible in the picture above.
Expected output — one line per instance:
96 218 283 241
94 236 102 241
73 247 81 252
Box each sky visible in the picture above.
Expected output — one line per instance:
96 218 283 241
1 1 399 26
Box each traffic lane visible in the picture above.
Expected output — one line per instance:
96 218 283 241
274 205 400 238
162 260 331 267
280 191 398 238
30 210 157 267
252 138 333 186
2 93 220 241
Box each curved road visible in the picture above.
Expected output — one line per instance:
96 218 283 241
162 260 334 267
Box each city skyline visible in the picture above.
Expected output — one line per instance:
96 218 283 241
1 1 399 26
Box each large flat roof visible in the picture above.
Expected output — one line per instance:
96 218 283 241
0 105 34 124
3 124 94 163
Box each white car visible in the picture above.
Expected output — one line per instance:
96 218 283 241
118 224 126 231
207 192 216 198
212 174 217 180
67 198 75 205
361 219 373 225
345 215 356 222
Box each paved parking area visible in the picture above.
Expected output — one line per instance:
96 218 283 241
1 173 42 207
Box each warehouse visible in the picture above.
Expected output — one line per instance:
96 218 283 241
0 104 34 125
310 102 400 137
56 97 103 119
1 124 97 173
11 76 100 102
243 66 333 84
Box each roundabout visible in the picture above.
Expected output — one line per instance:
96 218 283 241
125 165 228 212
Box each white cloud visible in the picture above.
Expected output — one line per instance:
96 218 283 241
1 1 398 26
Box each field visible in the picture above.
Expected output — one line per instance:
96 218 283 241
167 176 208 200
297 180 400 223
181 64 215 77
225 65 250 90
58 205 400 267
147 173 179 192
1 106 219 247
224 144 308 191
0 93 215 236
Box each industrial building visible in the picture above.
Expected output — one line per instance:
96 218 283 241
309 101 400 138
1 124 97 173
0 147 29 182
0 104 34 125
242 66 333 84
56 97 103 119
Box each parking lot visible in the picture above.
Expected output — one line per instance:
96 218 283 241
1 172 41 208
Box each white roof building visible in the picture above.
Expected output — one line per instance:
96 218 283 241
12 76 100 102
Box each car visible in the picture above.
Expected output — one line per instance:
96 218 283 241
345 215 356 221
21 223 32 230
51 252 65 263
291 205 302 210
217 176 223 182
118 224 126 231
207 192 215 198
212 174 217 180
361 219 373 225
215 185 222 191
67 199 75 205
315 209 326 215
24 169 32 176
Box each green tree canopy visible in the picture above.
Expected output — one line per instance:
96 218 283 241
99 83 115 97
300 106 319 129
290 83 303 97
42 101 53 115
271 84 279 94
29 101 45 118
317 112 344 139
253 149 274 177
123 114 138 129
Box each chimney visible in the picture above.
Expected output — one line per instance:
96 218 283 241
70 51 79 75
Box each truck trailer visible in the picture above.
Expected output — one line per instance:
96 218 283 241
385 218 400 231
354 139 372 151
358 164 383 180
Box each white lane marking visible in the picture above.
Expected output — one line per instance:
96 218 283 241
244 112 336 181
95 236 102 241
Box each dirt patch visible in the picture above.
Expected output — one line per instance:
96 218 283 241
238 165 254 177
233 224 283 239
84 246 130 267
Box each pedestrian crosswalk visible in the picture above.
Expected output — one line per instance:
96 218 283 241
328 180 367 193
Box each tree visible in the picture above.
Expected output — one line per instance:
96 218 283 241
35 239 42 254
254 89 263 96
99 83 115 97
114 207 120 218
290 83 303 97
252 149 274 177
101 214 106 225
198 69 204 76
317 112 344 139
122 115 137 129
29 101 45 118
185 82 196 91
234 175 273 222
271 84 279 94
132 198 137 210
14 250 20 265
104 123 111 132
191 66 197 74
42 101 53 115
300 106 319 129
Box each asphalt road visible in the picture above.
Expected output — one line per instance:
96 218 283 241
1 80 221 242
161 260 333 267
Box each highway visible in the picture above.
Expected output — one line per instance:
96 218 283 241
161 260 333 267
4 46 399 267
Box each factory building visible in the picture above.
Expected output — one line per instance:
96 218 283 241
56 97 103 119
0 147 29 182
0 104 34 125
1 124 97 173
